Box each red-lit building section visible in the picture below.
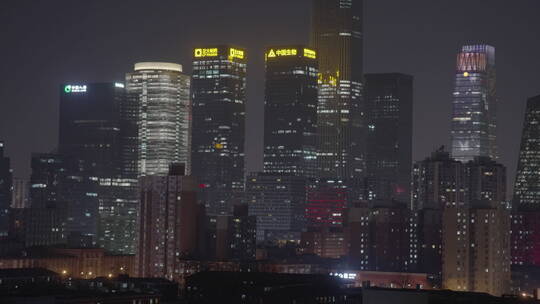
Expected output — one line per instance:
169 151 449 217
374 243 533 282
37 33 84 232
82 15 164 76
511 211 540 266
306 180 347 228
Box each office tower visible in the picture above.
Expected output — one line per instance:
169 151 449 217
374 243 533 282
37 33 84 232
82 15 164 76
451 44 497 163
29 153 67 208
11 178 28 209
136 164 199 280
365 73 413 203
246 173 307 243
263 46 318 177
191 46 247 216
215 204 256 260
0 141 12 237
411 148 468 211
305 179 347 228
442 157 510 296
126 62 191 177
513 95 540 208
59 82 138 252
311 0 365 196
17 201 68 247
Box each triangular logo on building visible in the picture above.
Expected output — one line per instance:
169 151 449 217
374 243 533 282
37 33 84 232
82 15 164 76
268 49 276 58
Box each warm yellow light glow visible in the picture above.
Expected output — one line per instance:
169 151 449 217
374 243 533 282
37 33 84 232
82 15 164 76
215 143 224 149
194 48 219 58
229 48 245 60
267 48 298 58
303 48 316 59
108 273 113 278
62 270 67 275
463 72 469 77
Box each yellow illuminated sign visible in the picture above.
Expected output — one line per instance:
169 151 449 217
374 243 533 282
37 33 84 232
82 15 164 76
229 48 245 60
194 48 218 58
303 48 316 59
267 48 299 59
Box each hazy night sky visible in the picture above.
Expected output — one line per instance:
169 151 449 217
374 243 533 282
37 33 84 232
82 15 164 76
1 0 539 194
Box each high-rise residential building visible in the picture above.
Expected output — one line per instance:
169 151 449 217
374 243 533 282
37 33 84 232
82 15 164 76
451 44 497 163
11 178 29 209
365 73 413 203
466 156 506 205
513 95 540 208
442 204 510 296
136 164 199 280
246 173 307 243
442 157 510 296
346 201 416 272
263 46 318 177
0 141 12 238
126 62 191 177
311 0 365 198
412 148 468 211
191 46 247 216
59 82 138 253
411 148 466 282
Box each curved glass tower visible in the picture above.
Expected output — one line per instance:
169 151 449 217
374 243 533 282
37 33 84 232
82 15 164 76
126 62 191 177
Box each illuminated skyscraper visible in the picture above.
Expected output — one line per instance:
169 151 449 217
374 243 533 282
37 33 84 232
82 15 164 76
311 0 365 193
513 95 540 208
451 44 497 162
263 46 318 177
191 47 246 215
59 82 138 253
510 96 540 271
126 62 191 177
365 73 413 203
0 141 12 237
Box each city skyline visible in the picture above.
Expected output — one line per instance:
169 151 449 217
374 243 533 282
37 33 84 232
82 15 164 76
1 0 540 301
1 0 539 196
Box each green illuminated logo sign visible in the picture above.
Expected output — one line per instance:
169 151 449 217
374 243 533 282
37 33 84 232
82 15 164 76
64 85 87 93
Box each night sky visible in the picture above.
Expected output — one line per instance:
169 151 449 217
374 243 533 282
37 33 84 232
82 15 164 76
1 0 539 193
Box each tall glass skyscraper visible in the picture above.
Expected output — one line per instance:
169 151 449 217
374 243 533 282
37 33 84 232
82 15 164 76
365 73 413 203
263 46 318 177
191 46 246 215
451 44 497 163
513 95 540 208
126 62 191 177
59 82 138 253
311 0 365 188
247 46 318 243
